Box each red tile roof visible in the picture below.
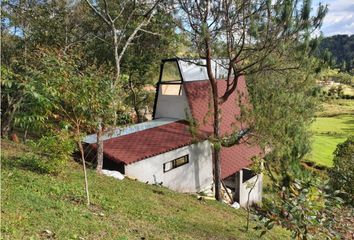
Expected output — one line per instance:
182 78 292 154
221 138 263 179
96 76 261 180
183 77 250 136
183 78 262 179
98 120 204 165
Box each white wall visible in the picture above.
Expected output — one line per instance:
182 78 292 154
154 86 190 119
223 170 263 207
125 141 213 193
238 170 262 207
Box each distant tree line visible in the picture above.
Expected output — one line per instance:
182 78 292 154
317 34 354 73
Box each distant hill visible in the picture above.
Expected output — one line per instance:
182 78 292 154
318 34 354 72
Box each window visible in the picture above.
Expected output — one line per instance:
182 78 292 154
160 60 182 96
161 61 181 82
163 155 189 172
177 59 232 81
242 169 257 183
161 83 182 95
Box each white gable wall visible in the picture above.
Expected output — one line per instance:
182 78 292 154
125 140 213 193
154 86 190 119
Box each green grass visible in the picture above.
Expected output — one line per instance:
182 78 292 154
1 140 289 240
308 114 354 167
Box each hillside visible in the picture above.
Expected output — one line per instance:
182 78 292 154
1 140 289 240
318 34 354 71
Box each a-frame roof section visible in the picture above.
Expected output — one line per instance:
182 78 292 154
183 76 263 179
183 76 249 135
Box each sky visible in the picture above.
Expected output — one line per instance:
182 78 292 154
313 0 354 36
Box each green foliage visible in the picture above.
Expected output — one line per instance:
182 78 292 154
19 131 76 174
329 136 354 205
1 65 24 136
257 175 342 239
247 55 319 174
185 110 200 141
23 49 118 134
120 9 179 122
317 68 354 85
2 0 180 134
317 34 354 73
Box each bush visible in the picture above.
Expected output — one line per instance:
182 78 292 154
329 136 354 205
257 176 342 239
19 153 56 174
20 131 76 174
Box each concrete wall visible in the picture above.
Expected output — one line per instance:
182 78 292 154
223 169 263 207
125 141 213 193
237 169 262 207
154 86 190 119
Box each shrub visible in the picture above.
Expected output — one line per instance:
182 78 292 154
329 136 354 205
20 131 76 174
257 176 342 239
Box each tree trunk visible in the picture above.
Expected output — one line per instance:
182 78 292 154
134 107 142 123
205 37 222 201
112 27 120 124
112 27 120 84
1 106 17 138
96 120 103 173
78 140 90 206
1 118 12 138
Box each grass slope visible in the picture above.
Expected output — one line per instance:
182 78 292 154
1 140 288 240
309 114 354 167
317 99 354 117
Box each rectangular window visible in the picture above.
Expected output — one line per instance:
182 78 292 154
161 61 181 82
163 155 189 172
161 84 182 95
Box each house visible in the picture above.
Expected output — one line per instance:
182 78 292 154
83 58 263 207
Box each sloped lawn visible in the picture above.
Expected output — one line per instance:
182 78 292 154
1 140 289 240
309 114 354 167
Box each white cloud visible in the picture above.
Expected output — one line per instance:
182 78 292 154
313 0 354 36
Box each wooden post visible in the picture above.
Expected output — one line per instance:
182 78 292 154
78 140 90 206
96 119 103 173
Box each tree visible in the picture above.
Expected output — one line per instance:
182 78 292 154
23 49 117 205
329 136 354 205
84 0 161 84
1 66 26 137
121 10 180 122
256 174 342 239
84 0 163 168
247 53 320 175
246 54 344 239
317 34 354 73
1 0 101 136
178 0 327 200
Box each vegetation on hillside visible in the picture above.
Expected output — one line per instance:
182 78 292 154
1 140 290 240
317 34 354 73
329 136 354 206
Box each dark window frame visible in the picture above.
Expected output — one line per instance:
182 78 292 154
163 155 189 173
